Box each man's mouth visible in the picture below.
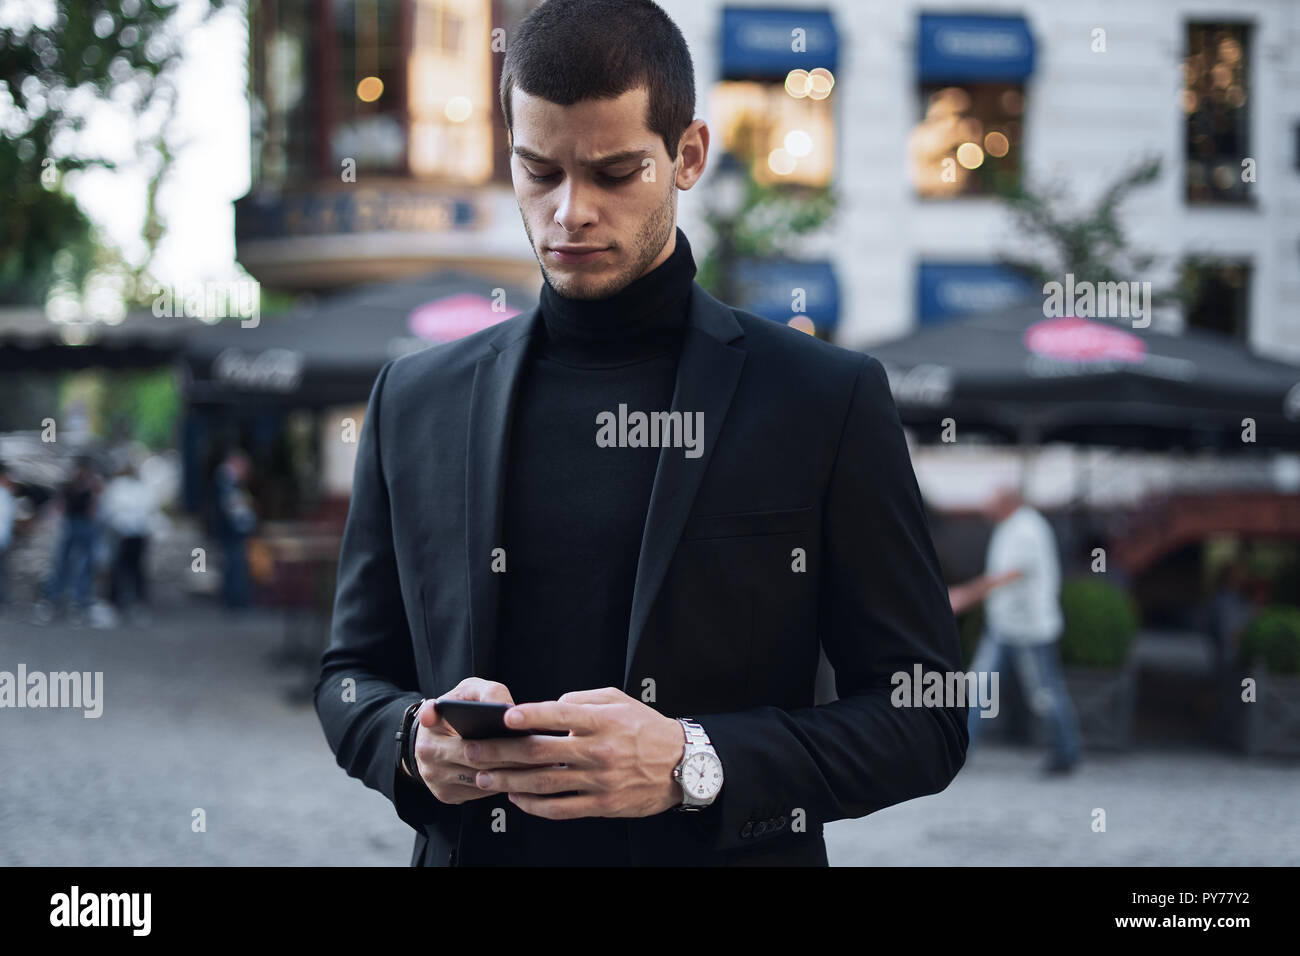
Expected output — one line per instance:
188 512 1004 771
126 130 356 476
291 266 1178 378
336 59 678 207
549 245 610 263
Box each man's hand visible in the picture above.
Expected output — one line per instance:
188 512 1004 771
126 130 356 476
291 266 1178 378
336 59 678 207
459 687 686 820
410 677 550 805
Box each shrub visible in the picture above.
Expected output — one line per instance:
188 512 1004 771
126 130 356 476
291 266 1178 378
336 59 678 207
1239 606 1300 676
1059 577 1139 668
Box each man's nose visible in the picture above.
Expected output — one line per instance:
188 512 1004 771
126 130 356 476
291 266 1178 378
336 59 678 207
554 177 598 233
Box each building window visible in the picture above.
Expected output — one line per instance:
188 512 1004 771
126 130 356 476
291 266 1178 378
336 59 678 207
1183 23 1252 204
712 8 839 188
1181 258 1251 340
408 0 496 182
909 82 1023 198
331 0 407 175
712 72 835 188
250 3 320 186
909 14 1035 199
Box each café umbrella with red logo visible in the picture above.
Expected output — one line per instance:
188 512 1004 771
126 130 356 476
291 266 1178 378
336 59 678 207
867 304 1300 451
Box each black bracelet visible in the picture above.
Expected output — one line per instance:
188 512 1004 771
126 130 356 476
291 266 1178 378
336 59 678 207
396 698 424 778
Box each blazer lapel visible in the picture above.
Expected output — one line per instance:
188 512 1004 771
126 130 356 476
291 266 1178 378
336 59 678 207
465 306 540 682
623 283 746 688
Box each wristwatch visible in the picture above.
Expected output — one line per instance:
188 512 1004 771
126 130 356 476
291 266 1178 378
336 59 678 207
396 698 424 778
671 718 724 810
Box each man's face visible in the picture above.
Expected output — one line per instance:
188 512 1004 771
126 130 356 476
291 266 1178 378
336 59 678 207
508 85 689 300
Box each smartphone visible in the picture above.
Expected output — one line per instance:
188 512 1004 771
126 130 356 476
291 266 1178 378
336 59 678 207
433 699 566 740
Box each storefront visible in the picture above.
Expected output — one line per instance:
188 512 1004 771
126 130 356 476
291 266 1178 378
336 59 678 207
180 272 532 525
238 0 534 292
708 7 843 337
908 13 1036 199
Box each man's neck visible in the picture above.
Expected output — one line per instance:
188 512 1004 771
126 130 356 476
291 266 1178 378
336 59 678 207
537 226 696 349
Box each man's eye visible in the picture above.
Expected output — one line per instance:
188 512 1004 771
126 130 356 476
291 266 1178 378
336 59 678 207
524 169 637 184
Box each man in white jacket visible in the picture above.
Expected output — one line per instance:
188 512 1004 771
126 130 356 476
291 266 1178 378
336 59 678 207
0 461 15 612
103 463 156 618
966 486 1082 773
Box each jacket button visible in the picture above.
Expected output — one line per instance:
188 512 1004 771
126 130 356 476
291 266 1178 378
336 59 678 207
775 816 787 830
754 820 767 835
740 822 753 838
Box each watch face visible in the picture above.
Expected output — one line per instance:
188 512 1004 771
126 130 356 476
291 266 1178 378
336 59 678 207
682 752 723 799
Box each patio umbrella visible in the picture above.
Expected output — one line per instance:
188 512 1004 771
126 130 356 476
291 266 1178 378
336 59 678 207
182 270 537 408
867 304 1300 451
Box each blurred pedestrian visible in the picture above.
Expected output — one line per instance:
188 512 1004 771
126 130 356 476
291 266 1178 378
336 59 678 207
948 567 1023 615
0 461 15 613
214 449 256 608
37 455 104 625
1208 560 1252 674
103 462 156 621
966 486 1082 774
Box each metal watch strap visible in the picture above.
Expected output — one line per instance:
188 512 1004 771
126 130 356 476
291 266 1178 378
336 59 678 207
675 717 713 811
679 717 711 749
396 698 424 778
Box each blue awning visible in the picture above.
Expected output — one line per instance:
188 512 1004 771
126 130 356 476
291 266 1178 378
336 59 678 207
918 14 1035 81
733 258 840 330
721 7 839 79
917 262 1038 325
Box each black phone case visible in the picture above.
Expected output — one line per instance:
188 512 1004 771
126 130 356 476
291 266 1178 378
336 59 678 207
433 700 567 739
433 700 530 739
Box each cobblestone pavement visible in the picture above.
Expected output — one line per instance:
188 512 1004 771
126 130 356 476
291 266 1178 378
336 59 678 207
2 604 1297 866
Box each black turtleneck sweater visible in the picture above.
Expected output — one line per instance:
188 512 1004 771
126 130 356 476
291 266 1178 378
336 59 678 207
461 228 696 866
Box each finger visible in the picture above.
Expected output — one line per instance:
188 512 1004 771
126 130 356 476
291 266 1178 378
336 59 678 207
447 678 515 705
433 766 506 804
557 687 625 705
508 792 607 820
459 734 574 770
445 765 494 788
505 701 600 735
478 765 591 795
418 698 458 736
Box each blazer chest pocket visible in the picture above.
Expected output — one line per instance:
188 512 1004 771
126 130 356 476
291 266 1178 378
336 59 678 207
680 505 814 541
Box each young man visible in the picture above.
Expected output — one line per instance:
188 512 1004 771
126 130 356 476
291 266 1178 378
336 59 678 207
316 0 967 866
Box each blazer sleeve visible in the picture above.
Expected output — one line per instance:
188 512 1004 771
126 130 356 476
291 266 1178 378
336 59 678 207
689 355 969 853
313 359 446 831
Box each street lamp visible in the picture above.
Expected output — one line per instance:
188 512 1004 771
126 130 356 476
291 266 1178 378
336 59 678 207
709 151 748 305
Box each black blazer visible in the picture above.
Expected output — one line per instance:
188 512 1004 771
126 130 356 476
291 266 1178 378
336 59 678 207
314 281 968 866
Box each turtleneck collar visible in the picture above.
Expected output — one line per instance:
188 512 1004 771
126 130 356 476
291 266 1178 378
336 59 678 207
537 227 696 359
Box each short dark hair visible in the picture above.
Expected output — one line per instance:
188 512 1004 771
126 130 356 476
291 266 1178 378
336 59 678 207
499 0 696 162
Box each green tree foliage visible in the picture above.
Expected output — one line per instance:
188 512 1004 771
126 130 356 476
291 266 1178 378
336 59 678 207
996 155 1180 308
696 156 836 298
0 0 230 305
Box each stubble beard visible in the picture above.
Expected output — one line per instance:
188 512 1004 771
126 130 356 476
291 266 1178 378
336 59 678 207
523 180 676 301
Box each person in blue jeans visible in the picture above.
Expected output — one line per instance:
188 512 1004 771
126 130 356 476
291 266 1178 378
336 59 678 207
214 450 257 609
965 487 1082 774
967 627 1082 772
41 457 104 621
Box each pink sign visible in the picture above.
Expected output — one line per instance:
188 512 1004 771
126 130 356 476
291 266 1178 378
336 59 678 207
1023 316 1146 363
407 293 522 343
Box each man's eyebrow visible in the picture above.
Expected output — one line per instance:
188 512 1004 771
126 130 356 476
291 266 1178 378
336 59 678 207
512 146 653 168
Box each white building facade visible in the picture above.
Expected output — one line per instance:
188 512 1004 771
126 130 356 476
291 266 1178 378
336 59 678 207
659 0 1300 358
